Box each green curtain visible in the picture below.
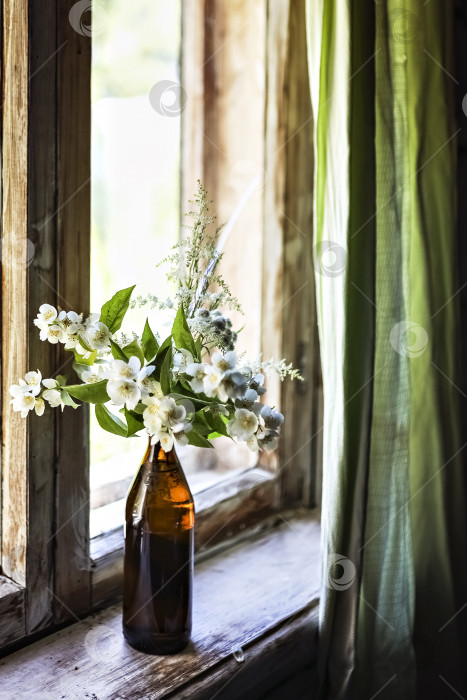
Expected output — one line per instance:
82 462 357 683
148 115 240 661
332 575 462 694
306 1 467 698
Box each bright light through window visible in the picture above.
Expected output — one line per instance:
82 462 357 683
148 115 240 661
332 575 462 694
90 0 181 537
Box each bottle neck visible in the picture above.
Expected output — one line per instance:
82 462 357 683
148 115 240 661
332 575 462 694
141 437 179 470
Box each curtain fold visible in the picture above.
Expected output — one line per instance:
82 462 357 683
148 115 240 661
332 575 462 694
306 1 467 698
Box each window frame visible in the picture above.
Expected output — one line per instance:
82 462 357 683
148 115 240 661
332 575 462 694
0 0 321 654
1 0 91 649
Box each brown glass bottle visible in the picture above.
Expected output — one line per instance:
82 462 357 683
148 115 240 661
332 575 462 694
123 439 194 654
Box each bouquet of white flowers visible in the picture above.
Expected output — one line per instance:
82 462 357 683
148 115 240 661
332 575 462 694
9 183 300 453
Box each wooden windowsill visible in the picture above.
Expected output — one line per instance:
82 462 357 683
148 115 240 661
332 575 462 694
90 467 281 609
0 511 320 699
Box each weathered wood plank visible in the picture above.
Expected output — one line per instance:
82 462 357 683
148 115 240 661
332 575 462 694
90 469 281 609
181 0 265 363
181 0 206 212
262 0 322 506
26 0 59 635
1 0 29 587
168 606 318 699
0 514 320 699
279 0 320 507
0 578 25 650
260 0 290 427
54 0 92 620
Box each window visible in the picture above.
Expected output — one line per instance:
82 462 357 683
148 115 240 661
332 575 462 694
0 0 321 652
89 0 182 538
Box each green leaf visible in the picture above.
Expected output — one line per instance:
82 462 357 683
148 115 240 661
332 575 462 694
78 334 94 353
170 382 216 408
186 430 213 449
142 319 159 362
73 348 97 366
95 404 127 437
153 336 172 383
60 390 79 409
124 408 144 437
205 411 230 437
191 410 212 435
66 380 110 404
99 285 136 333
123 339 144 365
55 375 67 387
110 339 128 361
160 345 173 395
191 408 230 438
156 335 172 359
132 403 146 415
172 305 196 357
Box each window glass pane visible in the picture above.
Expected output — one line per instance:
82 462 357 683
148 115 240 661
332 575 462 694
90 0 181 538
90 1 260 539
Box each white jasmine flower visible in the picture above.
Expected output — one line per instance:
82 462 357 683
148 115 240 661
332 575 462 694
107 379 141 411
64 332 82 350
160 430 174 452
173 349 194 373
57 310 82 334
143 397 165 434
34 304 58 330
217 370 248 402
145 379 164 399
42 378 60 390
250 373 267 396
257 428 280 451
39 324 67 344
210 403 230 417
227 408 258 442
160 397 186 427
42 378 67 411
86 322 112 350
202 365 223 398
10 391 36 418
34 397 45 416
212 351 237 373
106 356 141 381
24 370 42 396
174 425 191 446
136 365 156 394
260 405 284 430
84 312 100 328
81 366 102 384
142 394 163 412
235 390 263 416
144 415 163 440
246 434 259 452
185 363 207 393
9 378 31 398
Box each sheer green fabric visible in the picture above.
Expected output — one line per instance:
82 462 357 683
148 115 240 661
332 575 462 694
306 1 466 698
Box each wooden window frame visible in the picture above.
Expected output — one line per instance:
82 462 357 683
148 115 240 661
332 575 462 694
0 0 321 655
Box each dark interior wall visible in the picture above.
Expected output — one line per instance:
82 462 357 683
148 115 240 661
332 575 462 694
455 0 467 438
